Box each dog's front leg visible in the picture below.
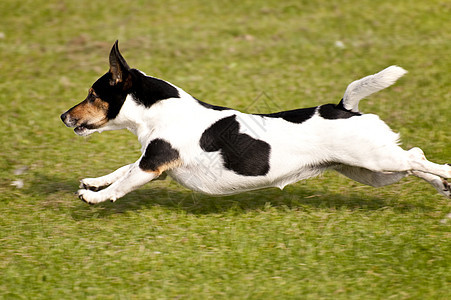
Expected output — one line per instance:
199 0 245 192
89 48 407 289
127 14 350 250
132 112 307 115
80 163 134 191
77 163 159 204
78 138 181 204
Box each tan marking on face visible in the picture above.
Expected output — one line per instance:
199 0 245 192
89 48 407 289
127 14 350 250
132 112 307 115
67 90 109 129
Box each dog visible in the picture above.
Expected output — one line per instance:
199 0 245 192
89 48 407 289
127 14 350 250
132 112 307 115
61 41 450 204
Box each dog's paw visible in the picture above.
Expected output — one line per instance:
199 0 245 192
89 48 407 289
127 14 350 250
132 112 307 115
77 189 105 204
77 189 97 204
441 179 451 199
77 189 118 204
79 178 108 192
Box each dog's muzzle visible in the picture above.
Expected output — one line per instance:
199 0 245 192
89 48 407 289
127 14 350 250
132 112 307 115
60 112 89 135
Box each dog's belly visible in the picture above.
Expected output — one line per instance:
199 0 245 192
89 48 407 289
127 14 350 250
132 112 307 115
166 166 266 195
166 163 324 195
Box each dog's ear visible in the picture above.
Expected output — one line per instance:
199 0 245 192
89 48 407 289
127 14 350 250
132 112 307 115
109 40 131 85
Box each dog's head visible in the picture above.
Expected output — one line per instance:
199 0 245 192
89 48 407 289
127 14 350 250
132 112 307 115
60 41 132 136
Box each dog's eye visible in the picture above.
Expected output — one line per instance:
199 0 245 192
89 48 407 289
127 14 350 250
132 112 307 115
88 93 97 103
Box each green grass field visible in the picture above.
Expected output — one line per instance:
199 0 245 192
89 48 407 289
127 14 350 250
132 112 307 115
1 0 450 298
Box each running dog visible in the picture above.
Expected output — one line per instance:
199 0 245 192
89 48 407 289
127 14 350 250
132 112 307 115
61 41 450 204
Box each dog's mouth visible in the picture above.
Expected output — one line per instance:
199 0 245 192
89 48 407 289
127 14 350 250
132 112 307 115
74 125 88 135
74 123 97 136
61 111 108 136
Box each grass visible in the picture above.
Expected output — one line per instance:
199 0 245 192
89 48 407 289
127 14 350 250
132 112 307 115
1 0 450 298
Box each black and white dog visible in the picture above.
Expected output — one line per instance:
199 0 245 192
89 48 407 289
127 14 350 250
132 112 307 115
61 41 450 204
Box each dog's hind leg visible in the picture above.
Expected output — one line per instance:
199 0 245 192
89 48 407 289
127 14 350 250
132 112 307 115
334 165 408 187
349 145 450 178
406 147 450 198
335 165 450 198
80 163 134 191
339 147 450 198
405 147 451 180
411 171 451 198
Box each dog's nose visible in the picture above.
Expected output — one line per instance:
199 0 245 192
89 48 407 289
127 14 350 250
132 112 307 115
61 112 74 127
60 112 68 123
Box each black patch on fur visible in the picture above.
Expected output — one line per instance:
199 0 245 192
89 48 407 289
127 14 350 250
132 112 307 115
140 139 180 171
129 69 180 108
91 69 180 119
319 103 361 119
197 99 231 111
336 98 346 110
258 107 317 124
200 115 270 176
92 72 130 120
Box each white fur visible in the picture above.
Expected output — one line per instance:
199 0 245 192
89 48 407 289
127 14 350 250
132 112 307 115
75 66 450 204
342 66 408 112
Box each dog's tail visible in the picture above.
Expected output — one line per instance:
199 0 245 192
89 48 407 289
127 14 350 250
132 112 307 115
341 65 407 112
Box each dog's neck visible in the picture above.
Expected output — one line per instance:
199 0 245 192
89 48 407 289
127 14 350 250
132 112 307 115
112 94 149 135
110 89 199 146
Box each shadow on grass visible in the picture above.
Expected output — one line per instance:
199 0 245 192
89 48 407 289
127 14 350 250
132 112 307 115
24 172 435 219
103 188 390 214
